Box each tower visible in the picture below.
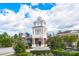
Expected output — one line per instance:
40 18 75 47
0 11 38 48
32 16 47 47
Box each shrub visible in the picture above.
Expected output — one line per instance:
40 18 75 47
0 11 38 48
14 40 27 56
15 52 27 56
14 42 26 54
51 50 79 56
15 52 32 56
30 50 51 56
77 41 79 50
14 40 32 56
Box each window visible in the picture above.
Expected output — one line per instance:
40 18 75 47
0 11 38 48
35 29 40 35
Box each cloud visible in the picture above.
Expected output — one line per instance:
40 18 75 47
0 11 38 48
1 3 79 35
0 6 29 35
25 3 79 34
48 3 79 32
31 3 39 6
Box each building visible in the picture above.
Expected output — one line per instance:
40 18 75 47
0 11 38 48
32 16 47 47
58 30 79 38
20 16 48 48
58 30 79 48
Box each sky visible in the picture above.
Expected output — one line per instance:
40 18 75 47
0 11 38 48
0 3 79 35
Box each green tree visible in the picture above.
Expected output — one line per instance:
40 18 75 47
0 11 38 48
0 32 12 47
13 34 19 47
14 33 27 56
14 41 26 53
48 35 65 50
63 34 77 47
47 34 53 46
63 34 77 42
77 41 79 50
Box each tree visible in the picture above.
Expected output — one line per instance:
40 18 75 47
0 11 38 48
14 41 26 53
63 34 77 47
0 32 12 47
25 32 30 36
77 41 79 50
48 35 65 50
63 34 77 42
13 34 19 46
14 33 27 56
47 34 53 46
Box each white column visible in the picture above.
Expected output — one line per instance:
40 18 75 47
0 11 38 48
32 27 36 47
32 38 36 47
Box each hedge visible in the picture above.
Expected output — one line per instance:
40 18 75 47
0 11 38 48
30 50 51 56
51 50 79 56
15 52 32 56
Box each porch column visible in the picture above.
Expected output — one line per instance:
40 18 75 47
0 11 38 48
32 38 36 47
44 39 47 47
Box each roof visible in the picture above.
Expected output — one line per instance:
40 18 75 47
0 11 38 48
58 30 79 34
34 16 46 24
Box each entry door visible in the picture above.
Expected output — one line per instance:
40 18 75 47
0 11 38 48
35 39 41 47
38 41 41 46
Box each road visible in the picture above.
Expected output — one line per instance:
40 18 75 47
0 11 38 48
0 47 14 56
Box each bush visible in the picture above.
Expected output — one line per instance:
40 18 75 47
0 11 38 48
77 41 79 50
15 52 27 56
48 35 66 50
30 50 51 56
51 50 79 56
14 40 27 56
15 52 32 56
14 40 32 56
0 32 13 47
14 42 26 53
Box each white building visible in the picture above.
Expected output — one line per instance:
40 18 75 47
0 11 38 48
32 16 47 47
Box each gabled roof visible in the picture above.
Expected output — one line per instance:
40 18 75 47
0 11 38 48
58 30 79 34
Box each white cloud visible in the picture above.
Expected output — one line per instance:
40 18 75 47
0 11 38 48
48 3 79 32
1 3 79 35
31 3 39 6
27 3 79 34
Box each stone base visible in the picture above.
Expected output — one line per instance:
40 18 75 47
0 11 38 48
32 44 47 47
41 44 45 47
45 44 47 47
32 44 36 47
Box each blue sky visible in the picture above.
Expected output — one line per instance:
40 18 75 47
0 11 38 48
0 3 56 13
0 3 56 35
0 3 79 35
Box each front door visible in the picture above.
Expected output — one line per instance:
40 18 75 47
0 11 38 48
38 41 41 46
35 38 41 47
